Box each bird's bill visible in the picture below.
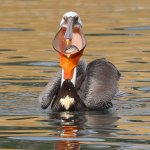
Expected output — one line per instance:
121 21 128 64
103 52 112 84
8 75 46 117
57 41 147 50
52 19 86 57
66 39 70 46
64 17 74 42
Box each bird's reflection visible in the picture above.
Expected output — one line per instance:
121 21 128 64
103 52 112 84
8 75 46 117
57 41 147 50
49 112 85 150
48 111 119 150
59 112 84 138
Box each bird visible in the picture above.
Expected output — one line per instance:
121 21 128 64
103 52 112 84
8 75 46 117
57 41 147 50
39 11 121 112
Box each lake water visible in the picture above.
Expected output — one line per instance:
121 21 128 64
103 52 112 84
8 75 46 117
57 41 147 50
0 0 150 149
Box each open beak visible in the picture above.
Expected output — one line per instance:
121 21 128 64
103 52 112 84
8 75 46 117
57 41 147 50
53 16 86 80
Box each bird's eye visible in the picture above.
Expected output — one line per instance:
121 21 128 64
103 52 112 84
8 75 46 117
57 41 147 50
63 16 68 22
74 16 78 22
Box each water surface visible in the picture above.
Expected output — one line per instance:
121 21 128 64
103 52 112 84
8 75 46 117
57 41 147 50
0 0 150 149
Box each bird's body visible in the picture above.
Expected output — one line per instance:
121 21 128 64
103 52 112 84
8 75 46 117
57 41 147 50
39 58 120 111
39 11 121 112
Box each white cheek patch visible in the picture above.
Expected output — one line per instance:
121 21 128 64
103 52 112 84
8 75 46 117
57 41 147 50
60 95 75 110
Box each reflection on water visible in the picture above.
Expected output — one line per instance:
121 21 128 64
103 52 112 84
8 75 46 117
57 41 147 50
0 112 120 149
0 112 150 149
0 0 150 149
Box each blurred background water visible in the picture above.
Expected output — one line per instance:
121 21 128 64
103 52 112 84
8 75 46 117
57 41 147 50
0 0 150 149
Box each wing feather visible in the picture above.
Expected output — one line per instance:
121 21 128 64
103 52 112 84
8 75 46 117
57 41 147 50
80 58 120 110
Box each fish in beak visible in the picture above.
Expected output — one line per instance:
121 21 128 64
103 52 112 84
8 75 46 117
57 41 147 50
53 12 86 82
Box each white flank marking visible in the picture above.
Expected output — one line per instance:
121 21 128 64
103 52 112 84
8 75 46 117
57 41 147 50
60 95 75 110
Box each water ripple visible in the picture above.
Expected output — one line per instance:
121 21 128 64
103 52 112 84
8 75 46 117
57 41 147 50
130 97 150 102
0 49 16 52
85 33 141 37
9 136 105 142
126 60 149 64
0 61 59 67
8 56 27 59
121 70 150 73
0 81 47 87
113 26 150 31
0 77 47 81
133 87 150 92
0 28 34 32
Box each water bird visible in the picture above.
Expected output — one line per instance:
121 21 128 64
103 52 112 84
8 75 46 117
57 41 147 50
39 12 120 111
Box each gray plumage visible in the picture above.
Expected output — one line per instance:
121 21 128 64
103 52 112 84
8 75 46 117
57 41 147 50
39 71 61 109
39 58 120 111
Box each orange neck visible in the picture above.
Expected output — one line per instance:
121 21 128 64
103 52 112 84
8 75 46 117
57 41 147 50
60 54 81 80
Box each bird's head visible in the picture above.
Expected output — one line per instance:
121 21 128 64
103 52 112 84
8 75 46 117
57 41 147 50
53 11 86 85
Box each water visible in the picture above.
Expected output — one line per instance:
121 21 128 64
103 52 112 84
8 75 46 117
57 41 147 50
0 0 150 149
